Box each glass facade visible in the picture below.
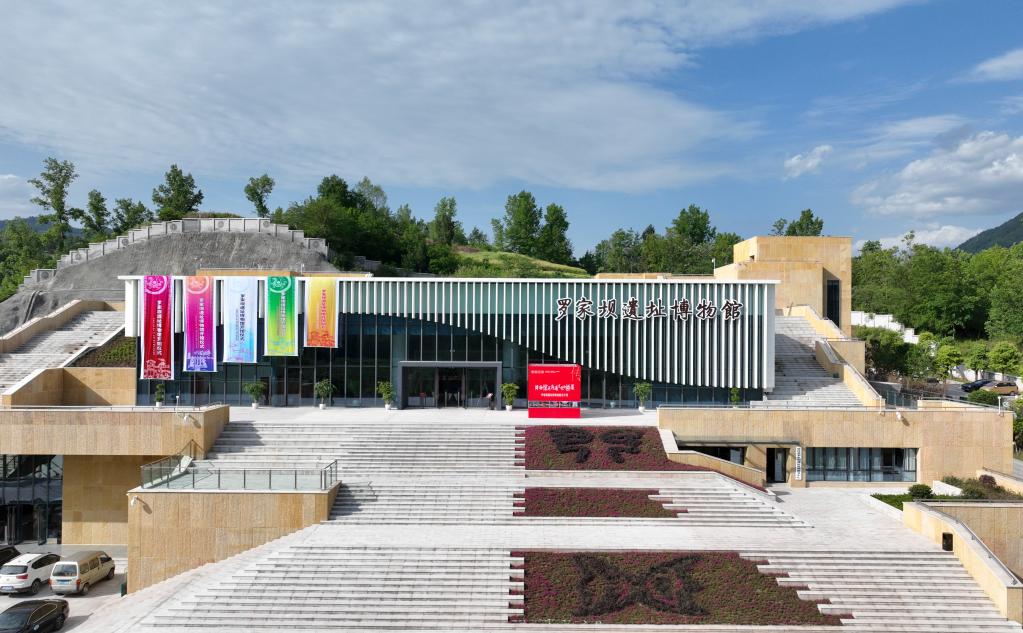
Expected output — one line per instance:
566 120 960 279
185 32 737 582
137 314 763 407
0 455 62 545
805 447 917 482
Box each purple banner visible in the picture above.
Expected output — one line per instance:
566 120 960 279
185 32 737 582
183 275 216 372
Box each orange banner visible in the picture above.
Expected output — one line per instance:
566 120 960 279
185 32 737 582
304 278 337 348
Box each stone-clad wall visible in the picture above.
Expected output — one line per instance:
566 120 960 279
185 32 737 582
127 486 339 591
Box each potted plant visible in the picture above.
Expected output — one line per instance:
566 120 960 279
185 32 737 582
243 381 266 409
729 387 741 408
154 382 165 409
633 382 652 413
500 383 519 411
314 379 335 409
377 380 395 410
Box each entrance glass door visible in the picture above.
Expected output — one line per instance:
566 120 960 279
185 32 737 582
766 448 788 484
439 368 464 408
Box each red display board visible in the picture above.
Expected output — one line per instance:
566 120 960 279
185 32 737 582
528 364 581 419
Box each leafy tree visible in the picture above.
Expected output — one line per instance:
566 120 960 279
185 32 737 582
577 250 598 275
394 204 429 272
712 231 743 267
986 259 1023 341
0 218 54 301
987 341 1022 375
672 204 716 246
855 326 909 379
901 245 977 336
72 189 110 242
934 344 964 396
852 241 905 317
111 198 153 235
243 174 275 218
783 209 824 236
961 340 990 376
426 243 460 275
152 164 204 220
428 197 465 246
499 191 542 256
490 218 506 251
770 218 788 236
535 203 573 265
467 227 490 249
593 229 642 273
905 333 937 379
355 177 388 213
28 157 78 254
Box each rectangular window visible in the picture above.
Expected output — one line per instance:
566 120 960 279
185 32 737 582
806 447 918 482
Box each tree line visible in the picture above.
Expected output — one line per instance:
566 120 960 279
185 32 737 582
1 156 827 302
854 233 1023 381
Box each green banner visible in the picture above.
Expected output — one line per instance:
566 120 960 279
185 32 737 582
264 276 297 356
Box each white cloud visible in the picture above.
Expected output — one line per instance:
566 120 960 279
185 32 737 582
0 175 35 219
1001 96 1023 115
855 224 982 251
847 115 969 166
852 131 1023 217
969 47 1023 82
0 1 913 193
783 144 833 179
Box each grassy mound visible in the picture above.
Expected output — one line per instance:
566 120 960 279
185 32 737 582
455 249 589 278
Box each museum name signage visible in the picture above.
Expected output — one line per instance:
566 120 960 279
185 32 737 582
554 296 743 323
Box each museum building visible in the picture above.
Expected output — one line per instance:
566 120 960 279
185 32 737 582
122 275 777 408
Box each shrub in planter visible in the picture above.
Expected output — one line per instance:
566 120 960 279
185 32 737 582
979 474 997 487
501 382 519 409
633 382 652 410
314 379 335 407
242 381 266 406
376 380 395 408
967 389 1000 406
908 484 933 499
154 382 166 406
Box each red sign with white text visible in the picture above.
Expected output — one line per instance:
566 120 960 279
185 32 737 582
528 364 581 418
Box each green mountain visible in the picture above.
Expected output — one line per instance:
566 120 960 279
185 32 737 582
958 212 1023 253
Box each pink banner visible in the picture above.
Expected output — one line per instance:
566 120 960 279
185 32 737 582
183 276 216 372
141 275 173 380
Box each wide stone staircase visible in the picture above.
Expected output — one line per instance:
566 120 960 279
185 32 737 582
762 315 863 407
195 420 526 476
652 482 806 527
743 550 1023 632
0 310 123 390
148 546 521 629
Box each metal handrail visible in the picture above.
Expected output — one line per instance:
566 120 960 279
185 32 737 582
140 439 201 488
5 402 225 411
915 501 1020 585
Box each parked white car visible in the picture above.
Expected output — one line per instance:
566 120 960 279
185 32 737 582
0 553 61 595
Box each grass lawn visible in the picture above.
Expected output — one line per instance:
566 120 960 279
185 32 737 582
871 493 956 510
518 551 842 625
524 426 702 471
456 249 590 278
521 488 676 518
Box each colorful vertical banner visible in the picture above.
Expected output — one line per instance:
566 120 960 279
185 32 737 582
304 277 338 348
265 275 297 356
222 276 259 363
183 276 216 372
141 275 173 380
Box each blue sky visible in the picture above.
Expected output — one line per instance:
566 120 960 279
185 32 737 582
2 1 1022 254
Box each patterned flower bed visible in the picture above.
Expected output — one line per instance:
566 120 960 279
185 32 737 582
525 426 702 471
518 551 842 625
522 488 677 518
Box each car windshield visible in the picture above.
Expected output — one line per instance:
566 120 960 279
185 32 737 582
51 564 77 577
0 565 26 575
0 611 28 626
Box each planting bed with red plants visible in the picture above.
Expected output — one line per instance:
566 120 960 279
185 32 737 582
521 488 677 518
524 426 701 471
517 551 842 625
